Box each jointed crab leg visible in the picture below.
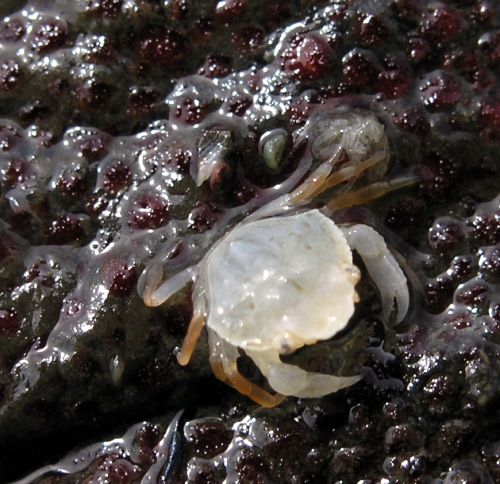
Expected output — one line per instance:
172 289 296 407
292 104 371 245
250 152 390 220
323 175 418 215
289 150 388 204
142 265 198 307
177 302 206 366
208 328 286 408
223 363 287 408
342 224 410 324
247 349 362 399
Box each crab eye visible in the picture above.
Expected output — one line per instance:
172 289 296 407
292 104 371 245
259 128 288 173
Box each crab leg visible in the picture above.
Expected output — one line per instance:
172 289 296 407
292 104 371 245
177 288 207 365
250 153 390 220
342 224 409 324
141 265 198 307
207 329 286 408
247 349 361 398
323 175 417 215
177 313 205 366
289 150 388 204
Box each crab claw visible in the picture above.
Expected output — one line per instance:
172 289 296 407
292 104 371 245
342 224 409 324
246 349 361 398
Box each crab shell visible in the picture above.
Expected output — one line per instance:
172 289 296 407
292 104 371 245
198 209 361 355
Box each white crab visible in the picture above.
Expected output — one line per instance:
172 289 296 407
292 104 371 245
140 112 413 407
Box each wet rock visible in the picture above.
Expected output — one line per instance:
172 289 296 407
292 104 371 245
0 0 499 483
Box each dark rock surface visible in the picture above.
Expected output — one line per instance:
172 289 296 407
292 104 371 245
0 0 499 482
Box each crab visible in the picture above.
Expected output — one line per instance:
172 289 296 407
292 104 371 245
139 112 414 407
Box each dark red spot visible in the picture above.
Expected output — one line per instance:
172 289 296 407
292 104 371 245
289 102 313 128
30 19 68 53
0 18 25 41
0 308 20 336
281 32 333 81
215 0 248 23
0 123 21 152
186 461 218 483
234 447 270 483
198 55 232 79
423 375 458 401
188 201 222 232
139 29 188 69
80 36 116 64
99 0 124 18
469 214 500 245
231 182 255 205
168 147 192 174
469 67 495 92
480 245 500 281
385 424 423 452
419 154 457 200
168 0 190 21
104 161 131 195
105 457 140 483
46 215 85 245
57 174 87 199
419 71 461 111
450 255 475 282
407 36 429 63
186 419 233 459
227 95 252 117
383 399 407 424
131 423 162 465
359 14 389 46
0 60 21 91
394 106 429 134
342 49 378 88
428 217 466 255
479 99 500 138
103 259 137 297
128 194 170 230
436 420 474 454
78 132 109 162
421 4 462 43
377 68 412 99
3 158 29 187
174 97 211 125
331 447 367 475
445 311 473 330
426 275 456 313
454 278 489 308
